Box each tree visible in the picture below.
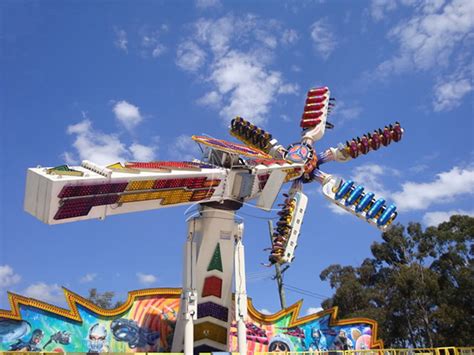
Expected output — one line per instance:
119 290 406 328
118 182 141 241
87 288 123 309
320 215 473 347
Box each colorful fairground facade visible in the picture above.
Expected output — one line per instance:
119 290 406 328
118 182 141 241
0 288 380 352
1 86 403 354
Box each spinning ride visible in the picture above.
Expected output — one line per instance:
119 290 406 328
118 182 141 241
19 86 403 354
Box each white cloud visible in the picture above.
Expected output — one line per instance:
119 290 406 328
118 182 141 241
334 101 363 122
278 83 299 95
370 0 398 21
0 265 21 288
393 166 474 211
129 143 157 161
65 105 156 166
291 65 301 72
281 114 291 122
194 16 235 56
421 0 448 14
79 273 97 283
66 118 157 165
392 0 472 70
328 164 474 215
409 164 429 173
137 272 157 285
259 308 272 315
113 100 143 131
351 164 398 198
141 29 167 58
66 119 129 165
433 70 472 111
176 15 298 124
422 209 474 226
306 306 323 315
210 51 297 123
310 19 337 60
114 28 128 52
23 282 65 305
371 0 455 22
67 119 91 134
168 134 202 161
197 91 221 107
281 29 299 45
62 151 77 165
327 202 350 215
196 0 221 8
350 165 474 212
152 44 166 58
176 41 207 72
372 0 474 78
367 0 473 112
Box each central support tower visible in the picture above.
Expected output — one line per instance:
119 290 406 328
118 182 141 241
172 204 247 354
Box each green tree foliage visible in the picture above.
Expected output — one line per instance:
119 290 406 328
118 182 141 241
87 288 123 309
320 215 473 347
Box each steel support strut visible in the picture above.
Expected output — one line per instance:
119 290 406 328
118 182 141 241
234 223 248 355
172 220 197 354
183 232 197 355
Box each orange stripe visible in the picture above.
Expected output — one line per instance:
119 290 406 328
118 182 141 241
143 298 161 329
136 296 154 326
149 297 163 328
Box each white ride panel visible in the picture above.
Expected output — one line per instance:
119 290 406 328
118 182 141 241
281 191 308 264
24 163 226 225
321 177 396 231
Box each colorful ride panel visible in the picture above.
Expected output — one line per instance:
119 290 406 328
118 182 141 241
24 162 226 225
192 135 273 159
0 288 382 352
321 178 397 231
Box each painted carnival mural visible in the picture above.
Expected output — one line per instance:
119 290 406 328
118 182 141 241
0 288 382 352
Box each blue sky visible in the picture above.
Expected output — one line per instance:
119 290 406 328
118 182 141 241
1 0 473 316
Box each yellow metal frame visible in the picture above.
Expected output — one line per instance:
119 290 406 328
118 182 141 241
0 287 181 321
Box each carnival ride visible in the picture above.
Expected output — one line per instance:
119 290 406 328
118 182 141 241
19 86 403 354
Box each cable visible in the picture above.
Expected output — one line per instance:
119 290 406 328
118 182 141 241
284 287 326 301
183 199 282 223
238 211 279 220
287 285 330 298
284 283 329 299
183 190 296 218
247 270 272 277
247 272 273 280
283 284 329 300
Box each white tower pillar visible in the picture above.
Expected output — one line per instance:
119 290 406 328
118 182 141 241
172 205 241 354
234 222 248 355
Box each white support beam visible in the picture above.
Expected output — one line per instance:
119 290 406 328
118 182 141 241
234 222 247 355
172 221 197 354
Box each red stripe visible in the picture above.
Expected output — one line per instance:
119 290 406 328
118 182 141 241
302 111 323 119
304 103 324 111
306 95 327 104
307 87 328 95
136 297 154 326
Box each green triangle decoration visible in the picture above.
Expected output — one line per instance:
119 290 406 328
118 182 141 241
46 165 84 176
207 243 223 272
